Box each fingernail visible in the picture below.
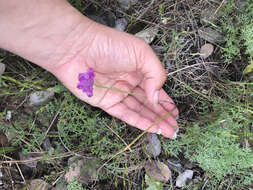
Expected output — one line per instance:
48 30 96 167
153 90 160 107
172 128 179 139
156 128 162 135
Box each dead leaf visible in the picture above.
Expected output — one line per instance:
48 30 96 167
28 179 49 190
65 158 101 184
200 43 214 59
144 160 171 182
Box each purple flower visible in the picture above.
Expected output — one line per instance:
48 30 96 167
77 68 95 97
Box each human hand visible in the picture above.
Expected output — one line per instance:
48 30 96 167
0 0 178 138
52 22 179 138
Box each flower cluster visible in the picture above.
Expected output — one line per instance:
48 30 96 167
77 68 95 97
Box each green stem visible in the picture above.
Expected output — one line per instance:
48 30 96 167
94 83 146 98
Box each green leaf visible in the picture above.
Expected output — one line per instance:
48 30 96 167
0 147 16 154
145 174 163 190
243 60 253 75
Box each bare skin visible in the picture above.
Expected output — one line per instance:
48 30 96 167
0 0 179 138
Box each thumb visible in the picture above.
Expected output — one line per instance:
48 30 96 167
137 43 166 106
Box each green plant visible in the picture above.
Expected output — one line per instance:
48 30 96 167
220 0 253 65
163 87 253 186
67 179 87 190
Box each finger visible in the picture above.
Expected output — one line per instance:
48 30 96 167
105 102 159 133
136 41 166 106
98 80 134 109
158 89 179 117
131 87 179 120
122 95 177 138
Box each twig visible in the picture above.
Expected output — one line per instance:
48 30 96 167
44 99 65 138
213 0 226 16
103 119 132 151
136 0 155 20
97 110 175 174
0 150 84 164
15 163 27 187
167 62 219 76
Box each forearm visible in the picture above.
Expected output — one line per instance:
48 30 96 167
0 0 94 71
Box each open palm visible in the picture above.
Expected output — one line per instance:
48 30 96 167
53 23 178 138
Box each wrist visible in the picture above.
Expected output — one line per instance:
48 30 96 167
0 0 95 72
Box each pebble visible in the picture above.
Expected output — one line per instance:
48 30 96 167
0 62 6 75
167 160 183 171
5 111 11 121
144 134 161 158
117 0 138 9
200 43 214 59
28 90 54 106
114 18 128 31
135 27 159 44
144 160 171 182
176 170 194 187
198 27 224 44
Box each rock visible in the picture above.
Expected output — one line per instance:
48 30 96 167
28 179 49 190
65 157 101 184
198 27 224 44
115 18 128 31
0 62 6 75
28 90 54 106
0 131 9 147
144 160 171 182
176 170 194 187
117 0 138 9
200 43 214 59
167 159 183 171
135 27 159 44
143 134 161 158
5 110 11 121
172 128 179 139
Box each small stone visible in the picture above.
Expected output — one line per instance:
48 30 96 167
198 27 224 44
144 134 161 158
167 160 183 171
0 62 6 75
0 131 9 147
135 27 159 44
117 0 138 9
172 128 179 139
176 170 194 187
144 160 171 182
200 43 214 59
114 18 128 31
5 111 11 121
29 90 54 106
